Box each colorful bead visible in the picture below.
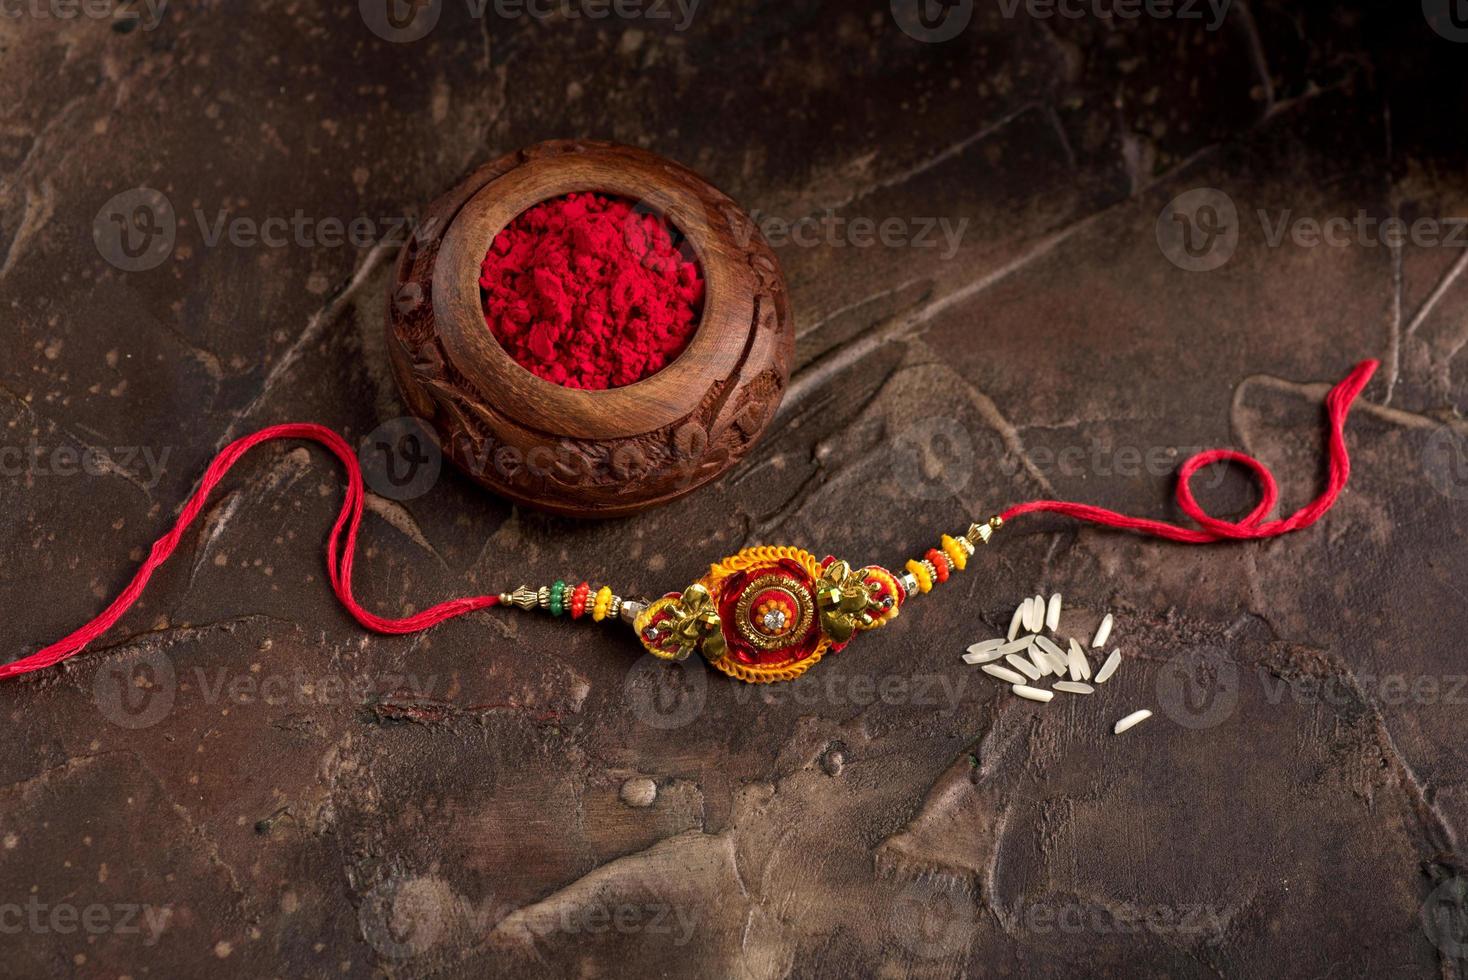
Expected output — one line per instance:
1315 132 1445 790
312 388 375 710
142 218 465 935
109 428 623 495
925 549 950 583
549 579 566 617
571 581 590 618
940 534 967 571
592 585 613 622
904 558 933 594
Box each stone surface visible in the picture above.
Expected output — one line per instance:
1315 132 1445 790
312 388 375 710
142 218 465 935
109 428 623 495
2 2 1467 977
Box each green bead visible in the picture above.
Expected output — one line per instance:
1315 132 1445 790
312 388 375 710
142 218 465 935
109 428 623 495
549 579 565 616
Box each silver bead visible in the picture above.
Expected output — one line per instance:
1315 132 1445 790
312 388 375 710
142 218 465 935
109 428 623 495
620 599 647 625
897 571 919 595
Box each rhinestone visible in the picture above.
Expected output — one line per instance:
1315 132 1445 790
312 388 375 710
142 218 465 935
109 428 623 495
760 609 788 632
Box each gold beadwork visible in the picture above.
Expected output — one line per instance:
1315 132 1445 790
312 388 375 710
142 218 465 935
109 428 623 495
492 518 1007 684
814 560 877 644
696 546 832 683
506 586 540 610
965 515 1004 546
636 583 724 662
733 574 814 650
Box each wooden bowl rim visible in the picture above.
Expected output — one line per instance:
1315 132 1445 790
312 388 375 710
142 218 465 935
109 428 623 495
433 145 755 440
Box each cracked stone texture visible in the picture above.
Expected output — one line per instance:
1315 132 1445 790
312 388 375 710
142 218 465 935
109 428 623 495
2 1 1467 977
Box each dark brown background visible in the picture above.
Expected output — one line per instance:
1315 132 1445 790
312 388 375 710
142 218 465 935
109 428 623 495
2 1 1467 977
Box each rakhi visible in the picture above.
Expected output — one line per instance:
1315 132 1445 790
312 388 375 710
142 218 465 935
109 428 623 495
4 360 1378 685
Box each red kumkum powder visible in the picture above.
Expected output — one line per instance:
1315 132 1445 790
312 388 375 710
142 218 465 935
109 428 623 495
479 193 705 389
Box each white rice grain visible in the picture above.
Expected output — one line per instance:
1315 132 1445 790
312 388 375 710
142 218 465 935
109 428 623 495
1094 649 1122 684
1053 681 1094 695
1113 709 1152 735
1012 684 1054 703
962 648 1005 665
1027 645 1053 677
1045 593 1062 632
1005 653 1043 680
1091 612 1113 649
1065 640 1091 681
1033 635 1068 674
982 664 1026 684
1007 604 1025 641
997 636 1035 656
1021 597 1038 633
1032 594 1045 630
964 638 1006 659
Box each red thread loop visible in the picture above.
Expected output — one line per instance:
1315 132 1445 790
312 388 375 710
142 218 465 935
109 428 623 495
2 423 499 682
999 360 1378 544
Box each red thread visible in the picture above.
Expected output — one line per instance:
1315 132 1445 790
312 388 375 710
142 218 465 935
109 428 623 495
2 424 499 682
479 193 704 389
998 360 1378 543
7 361 1377 682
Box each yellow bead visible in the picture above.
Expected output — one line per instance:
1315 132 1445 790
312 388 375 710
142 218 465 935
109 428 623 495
592 585 613 622
940 534 967 572
904 558 933 594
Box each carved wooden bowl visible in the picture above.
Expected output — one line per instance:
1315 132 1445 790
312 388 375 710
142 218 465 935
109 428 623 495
386 140 793 518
